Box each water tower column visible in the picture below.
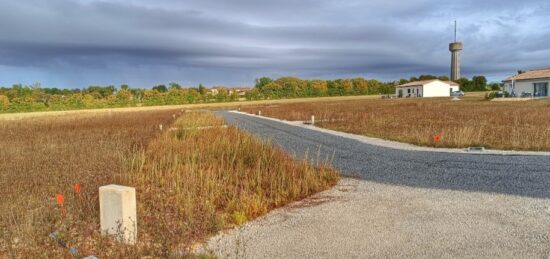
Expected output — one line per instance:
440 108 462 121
449 42 463 81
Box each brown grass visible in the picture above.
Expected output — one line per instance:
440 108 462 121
0 110 338 257
241 97 550 151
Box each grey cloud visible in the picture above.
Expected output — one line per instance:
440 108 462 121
0 0 548 87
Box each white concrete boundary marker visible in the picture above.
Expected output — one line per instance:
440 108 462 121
99 185 137 244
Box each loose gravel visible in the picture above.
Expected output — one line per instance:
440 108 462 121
199 111 550 258
201 178 550 258
217 111 550 199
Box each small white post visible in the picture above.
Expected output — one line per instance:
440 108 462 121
258 110 262 116
159 124 163 131
172 114 176 119
311 115 315 125
99 185 137 244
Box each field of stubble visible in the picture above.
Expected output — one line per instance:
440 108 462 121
0 109 338 257
241 97 550 151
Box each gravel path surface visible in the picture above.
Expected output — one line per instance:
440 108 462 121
199 111 550 258
201 178 550 258
217 111 550 199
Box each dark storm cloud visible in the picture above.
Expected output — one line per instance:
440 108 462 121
0 0 549 87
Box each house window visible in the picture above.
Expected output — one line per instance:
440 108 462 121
534 83 548 97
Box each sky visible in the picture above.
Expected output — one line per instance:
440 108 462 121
0 0 549 88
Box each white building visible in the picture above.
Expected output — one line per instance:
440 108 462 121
395 79 460 98
502 68 550 97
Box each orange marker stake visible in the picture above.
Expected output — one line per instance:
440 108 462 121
56 194 66 217
434 134 442 143
74 183 83 205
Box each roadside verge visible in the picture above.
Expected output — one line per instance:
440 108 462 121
230 111 550 156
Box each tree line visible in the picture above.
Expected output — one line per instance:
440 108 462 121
251 75 498 98
0 75 498 113
0 83 235 113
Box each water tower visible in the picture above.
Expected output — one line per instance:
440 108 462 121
449 21 463 81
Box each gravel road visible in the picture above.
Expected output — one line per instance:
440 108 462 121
217 111 550 199
199 111 550 258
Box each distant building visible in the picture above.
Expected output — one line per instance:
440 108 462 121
502 68 550 97
449 21 464 81
395 79 459 98
207 87 220 95
228 87 253 96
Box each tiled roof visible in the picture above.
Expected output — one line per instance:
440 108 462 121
504 68 550 81
396 79 459 88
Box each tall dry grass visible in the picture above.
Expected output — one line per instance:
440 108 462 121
0 110 175 257
0 110 338 257
123 112 338 256
241 97 550 151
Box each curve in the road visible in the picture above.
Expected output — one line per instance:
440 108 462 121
217 111 550 199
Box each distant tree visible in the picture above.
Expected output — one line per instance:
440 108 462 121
85 85 116 98
28 83 54 107
352 78 369 95
186 88 201 103
130 88 145 101
198 84 207 95
116 88 132 102
120 84 129 91
0 95 9 110
152 85 168 93
366 79 381 95
262 82 282 97
398 78 409 85
274 77 306 97
169 82 181 90
255 77 273 90
488 82 501 91
311 80 328 96
437 75 450 81
43 88 63 95
326 80 340 96
12 84 33 98
472 76 487 91
341 79 354 95
214 88 229 102
456 77 473 91
242 88 260 100
418 75 438 81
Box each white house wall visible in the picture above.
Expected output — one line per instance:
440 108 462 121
423 81 453 97
503 79 550 96
395 86 423 97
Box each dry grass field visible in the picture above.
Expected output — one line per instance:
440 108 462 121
0 95 380 121
240 97 550 151
0 110 338 257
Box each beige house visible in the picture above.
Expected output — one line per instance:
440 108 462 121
395 79 460 98
502 68 550 97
